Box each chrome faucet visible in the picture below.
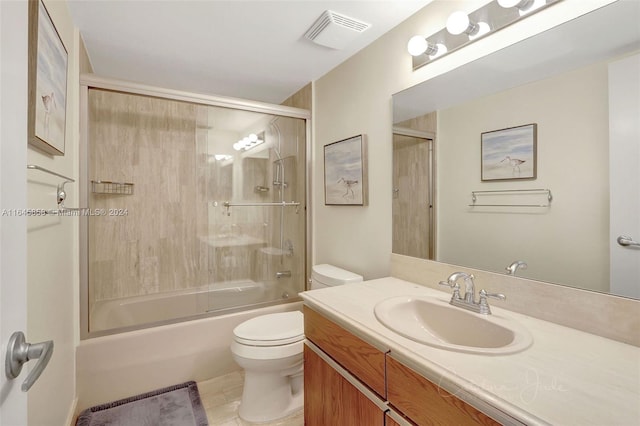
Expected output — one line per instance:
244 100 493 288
505 260 527 276
439 272 476 303
439 272 506 315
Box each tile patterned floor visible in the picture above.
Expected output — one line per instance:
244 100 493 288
198 371 304 426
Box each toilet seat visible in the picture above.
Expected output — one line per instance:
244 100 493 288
233 311 304 346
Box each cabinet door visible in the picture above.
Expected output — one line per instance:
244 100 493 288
385 411 416 426
387 356 500 426
304 306 386 397
304 344 385 426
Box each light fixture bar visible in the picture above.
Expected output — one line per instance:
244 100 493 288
410 0 561 71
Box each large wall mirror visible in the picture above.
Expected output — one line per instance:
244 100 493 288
392 0 639 299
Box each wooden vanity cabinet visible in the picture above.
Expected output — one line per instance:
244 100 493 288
303 305 501 426
386 356 500 426
304 345 385 426
303 306 386 397
303 306 387 425
385 410 417 426
386 414 402 426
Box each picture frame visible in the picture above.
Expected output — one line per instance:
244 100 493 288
481 123 537 181
28 0 68 156
324 135 368 206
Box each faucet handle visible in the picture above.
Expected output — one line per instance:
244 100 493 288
439 281 461 300
477 289 506 314
479 289 506 304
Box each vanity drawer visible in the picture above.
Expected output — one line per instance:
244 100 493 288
387 356 500 426
303 305 386 398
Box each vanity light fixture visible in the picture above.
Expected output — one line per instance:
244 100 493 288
427 43 448 59
498 0 547 15
445 11 490 39
233 133 264 151
407 36 447 59
408 0 561 71
407 35 428 56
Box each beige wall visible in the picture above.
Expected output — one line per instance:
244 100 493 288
312 0 615 279
438 60 609 293
26 0 85 424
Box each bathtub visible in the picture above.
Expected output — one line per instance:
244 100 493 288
77 300 303 413
90 280 268 332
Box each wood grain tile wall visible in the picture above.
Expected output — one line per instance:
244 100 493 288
88 89 207 302
88 86 309 310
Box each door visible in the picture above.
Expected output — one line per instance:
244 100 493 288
304 345 385 426
0 0 29 424
609 53 640 299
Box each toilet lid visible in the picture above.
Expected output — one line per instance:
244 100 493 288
233 311 304 346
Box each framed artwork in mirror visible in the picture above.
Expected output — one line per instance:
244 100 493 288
324 135 368 206
481 123 537 181
28 0 68 155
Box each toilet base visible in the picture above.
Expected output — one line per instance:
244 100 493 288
237 360 303 423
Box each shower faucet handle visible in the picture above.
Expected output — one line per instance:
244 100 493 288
276 271 291 279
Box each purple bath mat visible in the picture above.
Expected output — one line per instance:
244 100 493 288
76 381 208 426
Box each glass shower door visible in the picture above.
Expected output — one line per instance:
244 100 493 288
204 108 306 313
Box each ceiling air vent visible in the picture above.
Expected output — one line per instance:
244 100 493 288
304 10 371 50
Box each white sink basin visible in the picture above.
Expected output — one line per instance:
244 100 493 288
374 296 532 355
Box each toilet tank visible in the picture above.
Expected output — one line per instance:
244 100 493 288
310 264 363 290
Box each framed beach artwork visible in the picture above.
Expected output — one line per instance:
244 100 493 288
324 135 368 206
28 0 68 155
481 124 537 181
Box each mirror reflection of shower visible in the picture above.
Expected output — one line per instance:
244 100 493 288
392 127 434 260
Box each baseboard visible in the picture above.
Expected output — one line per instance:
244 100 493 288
65 397 78 426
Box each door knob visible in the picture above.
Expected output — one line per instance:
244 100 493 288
617 235 640 247
5 331 54 392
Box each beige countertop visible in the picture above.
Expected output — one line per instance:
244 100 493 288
300 277 640 426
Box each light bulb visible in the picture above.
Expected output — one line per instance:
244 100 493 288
248 133 258 142
469 22 490 40
498 0 545 15
233 142 242 151
524 0 546 14
428 43 448 59
407 35 428 56
497 0 523 7
446 11 471 35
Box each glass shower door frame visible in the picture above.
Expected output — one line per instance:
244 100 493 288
78 74 312 339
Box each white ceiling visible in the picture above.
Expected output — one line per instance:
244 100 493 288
68 0 433 104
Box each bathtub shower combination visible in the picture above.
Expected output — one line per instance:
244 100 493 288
80 76 309 336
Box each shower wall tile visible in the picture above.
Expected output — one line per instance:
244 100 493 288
88 86 309 309
395 111 437 134
89 89 207 303
281 82 312 110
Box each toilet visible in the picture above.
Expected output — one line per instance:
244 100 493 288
230 264 363 423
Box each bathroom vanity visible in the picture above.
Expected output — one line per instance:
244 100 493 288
301 277 640 425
